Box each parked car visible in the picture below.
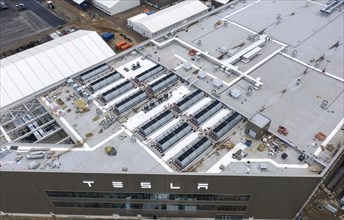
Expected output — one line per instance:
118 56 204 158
16 3 27 11
0 1 9 11
47 1 55 9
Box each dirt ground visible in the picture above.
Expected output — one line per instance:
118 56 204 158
1 0 156 57
38 0 153 51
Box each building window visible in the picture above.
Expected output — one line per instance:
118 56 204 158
197 205 246 211
46 191 251 202
52 202 246 211
215 215 244 220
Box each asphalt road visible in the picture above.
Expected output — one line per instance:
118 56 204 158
24 0 64 27
0 10 50 48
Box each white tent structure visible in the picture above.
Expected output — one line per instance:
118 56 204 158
92 0 140 15
72 0 85 4
127 13 148 28
0 30 115 109
213 0 231 5
130 0 209 38
211 0 230 8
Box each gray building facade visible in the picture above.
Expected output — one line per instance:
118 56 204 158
0 171 320 219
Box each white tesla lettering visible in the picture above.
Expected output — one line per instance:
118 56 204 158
197 183 209 190
82 180 210 190
83 180 94 187
141 182 151 189
112 181 124 188
170 183 181 189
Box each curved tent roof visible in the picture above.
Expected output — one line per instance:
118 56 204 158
0 30 115 109
134 1 208 34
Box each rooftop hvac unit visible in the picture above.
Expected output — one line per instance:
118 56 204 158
321 100 328 109
210 112 241 140
89 71 121 91
191 100 222 126
246 87 252 96
87 95 93 102
258 163 267 171
101 80 133 103
183 62 192 71
174 90 204 113
198 70 207 79
174 137 212 169
241 47 262 63
156 122 192 152
114 91 147 114
320 0 344 14
218 46 228 54
67 78 74 85
149 73 177 94
139 110 174 137
219 164 225 170
27 152 45 159
28 161 40 169
253 77 262 90
80 64 109 82
135 65 163 82
230 88 241 98
281 153 288 159
213 79 223 88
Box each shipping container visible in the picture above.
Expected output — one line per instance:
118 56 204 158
120 43 132 50
102 32 115 41
116 41 127 50
146 10 156 15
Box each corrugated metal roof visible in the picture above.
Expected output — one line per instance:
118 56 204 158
0 30 115 109
134 0 208 34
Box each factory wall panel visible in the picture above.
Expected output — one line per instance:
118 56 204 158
0 171 321 219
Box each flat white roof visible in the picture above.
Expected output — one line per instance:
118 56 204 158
214 0 230 4
0 30 115 109
94 0 120 8
116 56 157 79
134 0 208 34
128 13 148 24
72 0 85 4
